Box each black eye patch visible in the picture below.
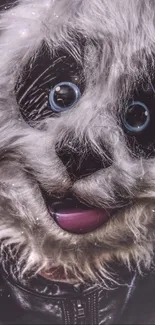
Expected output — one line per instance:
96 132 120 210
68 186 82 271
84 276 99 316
16 44 85 125
122 81 155 157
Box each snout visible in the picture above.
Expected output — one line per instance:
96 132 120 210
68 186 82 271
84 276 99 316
56 141 112 180
44 142 114 234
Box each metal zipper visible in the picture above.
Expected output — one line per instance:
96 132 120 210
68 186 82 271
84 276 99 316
76 299 85 324
87 292 98 325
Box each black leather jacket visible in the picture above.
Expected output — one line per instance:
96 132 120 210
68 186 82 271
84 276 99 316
0 263 155 325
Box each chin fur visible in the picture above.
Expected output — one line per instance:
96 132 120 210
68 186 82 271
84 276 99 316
1 200 155 284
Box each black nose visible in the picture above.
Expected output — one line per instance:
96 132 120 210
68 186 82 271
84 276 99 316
56 142 112 181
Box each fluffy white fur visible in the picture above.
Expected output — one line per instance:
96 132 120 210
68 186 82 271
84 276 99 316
0 0 155 284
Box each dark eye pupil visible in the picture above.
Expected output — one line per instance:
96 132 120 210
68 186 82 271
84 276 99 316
49 82 81 112
54 85 76 108
127 104 148 127
124 101 150 132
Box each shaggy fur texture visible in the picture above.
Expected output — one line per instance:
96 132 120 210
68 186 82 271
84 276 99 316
0 0 155 284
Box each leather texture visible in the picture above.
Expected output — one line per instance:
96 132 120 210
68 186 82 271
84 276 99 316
0 263 155 324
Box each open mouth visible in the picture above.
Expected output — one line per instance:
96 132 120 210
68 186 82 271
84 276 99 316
45 195 112 234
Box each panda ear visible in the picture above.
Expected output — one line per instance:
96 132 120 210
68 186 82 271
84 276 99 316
0 0 18 11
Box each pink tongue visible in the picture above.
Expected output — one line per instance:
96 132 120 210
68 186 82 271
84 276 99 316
50 207 110 234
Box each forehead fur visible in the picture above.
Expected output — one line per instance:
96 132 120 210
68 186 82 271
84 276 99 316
0 0 155 78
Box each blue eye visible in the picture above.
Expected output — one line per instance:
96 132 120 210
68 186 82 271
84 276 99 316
49 82 81 112
123 101 150 133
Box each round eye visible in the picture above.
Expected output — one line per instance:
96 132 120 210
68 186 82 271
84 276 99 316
49 82 81 112
123 101 150 133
